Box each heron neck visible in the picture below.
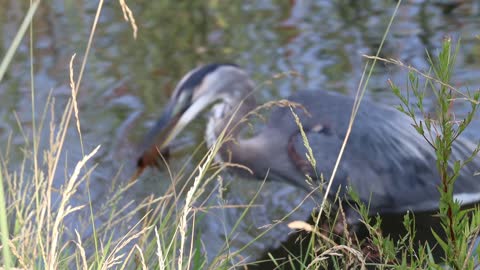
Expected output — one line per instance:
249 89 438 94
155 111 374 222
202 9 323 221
206 94 257 155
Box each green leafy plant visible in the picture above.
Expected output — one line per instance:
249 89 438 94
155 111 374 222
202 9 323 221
390 37 480 269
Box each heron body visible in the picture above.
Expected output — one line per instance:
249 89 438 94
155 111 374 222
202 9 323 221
136 63 480 220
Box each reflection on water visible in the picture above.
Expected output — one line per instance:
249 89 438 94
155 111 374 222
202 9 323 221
1 0 479 266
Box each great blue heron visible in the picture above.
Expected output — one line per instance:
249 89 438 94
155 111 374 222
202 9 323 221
134 63 480 222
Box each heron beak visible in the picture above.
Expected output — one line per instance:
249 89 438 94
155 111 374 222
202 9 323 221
135 91 218 171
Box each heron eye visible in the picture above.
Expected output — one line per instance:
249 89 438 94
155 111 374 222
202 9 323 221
312 124 332 135
312 124 323 133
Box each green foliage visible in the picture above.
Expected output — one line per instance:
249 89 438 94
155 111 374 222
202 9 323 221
390 38 480 269
332 37 480 270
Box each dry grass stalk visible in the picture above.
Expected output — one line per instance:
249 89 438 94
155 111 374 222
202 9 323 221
118 0 138 39
47 145 100 269
155 226 166 270
74 230 88 270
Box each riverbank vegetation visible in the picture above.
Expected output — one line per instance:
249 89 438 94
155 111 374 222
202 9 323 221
0 1 479 269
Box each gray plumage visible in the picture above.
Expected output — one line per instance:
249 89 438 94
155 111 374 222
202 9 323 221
136 63 480 217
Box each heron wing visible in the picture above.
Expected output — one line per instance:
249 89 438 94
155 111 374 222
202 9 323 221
280 91 480 214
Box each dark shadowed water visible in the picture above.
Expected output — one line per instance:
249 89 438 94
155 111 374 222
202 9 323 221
1 0 479 266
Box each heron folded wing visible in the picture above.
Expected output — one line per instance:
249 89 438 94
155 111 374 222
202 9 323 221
287 99 480 215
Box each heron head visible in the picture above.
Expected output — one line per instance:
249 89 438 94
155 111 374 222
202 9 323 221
136 63 251 169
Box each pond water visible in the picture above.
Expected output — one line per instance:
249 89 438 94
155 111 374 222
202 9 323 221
1 0 479 266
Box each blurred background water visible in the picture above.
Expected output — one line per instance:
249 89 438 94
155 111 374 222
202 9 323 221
0 0 479 265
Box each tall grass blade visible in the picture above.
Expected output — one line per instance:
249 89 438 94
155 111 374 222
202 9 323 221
0 167 13 268
316 0 402 227
0 0 40 83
